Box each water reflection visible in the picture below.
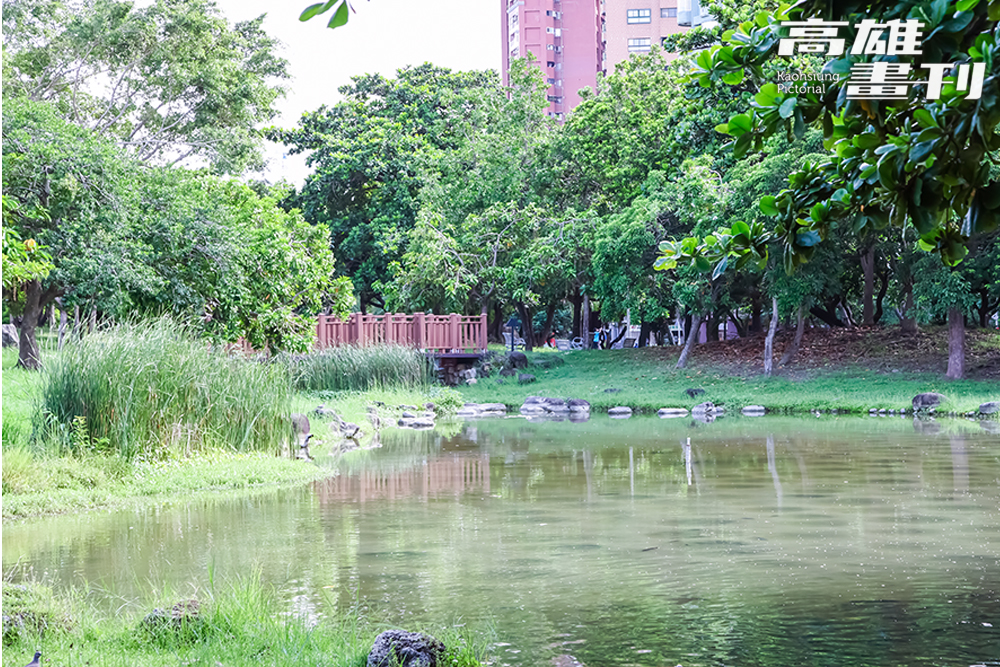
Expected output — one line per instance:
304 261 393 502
4 416 999 667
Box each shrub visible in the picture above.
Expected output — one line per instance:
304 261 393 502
284 345 432 393
39 318 291 460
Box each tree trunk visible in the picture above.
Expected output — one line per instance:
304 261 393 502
73 304 81 337
763 297 779 376
582 294 590 347
873 267 889 324
809 304 845 328
780 303 806 366
17 280 50 370
491 302 503 342
900 278 918 334
861 245 875 326
58 306 67 350
570 293 582 339
637 320 652 348
516 302 534 351
540 300 558 345
706 312 719 342
750 292 762 333
840 298 857 327
676 312 704 369
945 306 965 380
729 311 748 338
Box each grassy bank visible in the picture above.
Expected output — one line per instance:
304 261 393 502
457 339 1000 415
1 333 458 519
1 576 487 667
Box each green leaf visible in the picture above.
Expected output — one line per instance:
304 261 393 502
796 230 821 247
759 196 779 216
711 256 728 280
728 113 752 136
694 256 712 272
913 108 938 128
722 69 745 85
854 133 881 149
909 140 935 164
327 1 349 29
299 0 336 21
731 220 751 237
956 0 980 11
778 97 796 119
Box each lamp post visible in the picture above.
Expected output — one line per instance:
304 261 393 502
506 316 519 353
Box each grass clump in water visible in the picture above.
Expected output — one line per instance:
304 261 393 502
285 344 432 393
39 318 291 460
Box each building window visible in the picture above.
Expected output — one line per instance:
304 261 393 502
661 7 677 18
545 10 561 18
510 48 519 58
627 9 651 24
546 61 556 68
627 37 651 52
547 95 563 103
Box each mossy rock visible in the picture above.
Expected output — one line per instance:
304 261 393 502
531 356 565 370
2 582 74 646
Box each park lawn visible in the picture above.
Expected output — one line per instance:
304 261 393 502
456 339 1000 416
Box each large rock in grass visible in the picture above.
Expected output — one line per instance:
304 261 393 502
978 401 999 415
567 399 591 412
1 324 18 348
518 373 536 384
368 630 445 667
506 351 528 369
912 393 947 411
608 406 632 418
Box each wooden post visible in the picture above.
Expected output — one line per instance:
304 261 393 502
317 313 327 349
478 313 487 351
449 313 459 352
354 313 364 346
414 312 425 350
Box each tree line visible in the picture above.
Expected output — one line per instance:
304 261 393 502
3 0 998 379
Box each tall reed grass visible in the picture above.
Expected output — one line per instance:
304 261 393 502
284 344 432 393
39 319 291 460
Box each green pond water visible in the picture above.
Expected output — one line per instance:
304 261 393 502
4 415 999 667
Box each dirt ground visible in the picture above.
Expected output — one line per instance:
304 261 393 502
638 325 1000 380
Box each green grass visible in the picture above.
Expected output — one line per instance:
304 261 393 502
40 319 291 460
457 348 1000 415
284 344 433 393
2 338 462 519
1 575 489 667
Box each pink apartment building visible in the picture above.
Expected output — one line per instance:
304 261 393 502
501 0 710 117
500 0 604 119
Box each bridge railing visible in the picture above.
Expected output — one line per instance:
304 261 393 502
316 312 487 352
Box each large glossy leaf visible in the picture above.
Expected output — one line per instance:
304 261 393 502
328 1 349 28
299 0 336 21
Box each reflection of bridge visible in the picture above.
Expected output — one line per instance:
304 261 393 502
315 453 491 503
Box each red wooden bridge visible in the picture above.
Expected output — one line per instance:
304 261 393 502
316 312 487 353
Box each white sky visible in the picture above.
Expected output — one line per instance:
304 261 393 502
212 0 502 184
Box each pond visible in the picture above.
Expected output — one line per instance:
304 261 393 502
4 416 999 667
